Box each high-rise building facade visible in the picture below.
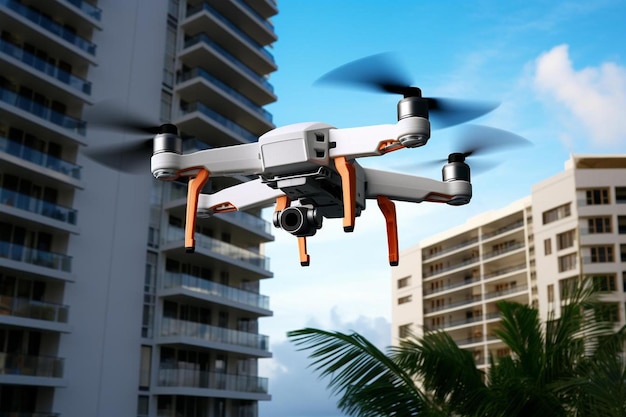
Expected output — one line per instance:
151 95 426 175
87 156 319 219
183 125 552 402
392 155 626 366
0 1 278 416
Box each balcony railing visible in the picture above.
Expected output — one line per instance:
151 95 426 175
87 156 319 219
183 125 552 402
0 296 69 323
233 0 274 31
424 295 482 314
161 317 269 351
481 219 524 240
483 263 526 280
63 0 102 21
162 272 270 310
484 284 529 300
186 3 274 63
0 241 72 272
158 367 268 393
166 226 269 270
178 68 272 122
0 38 92 94
0 86 86 135
183 33 274 93
179 101 259 143
423 277 481 296
482 241 525 260
0 136 81 179
422 237 478 261
0 352 64 378
0 187 77 225
423 257 479 279
0 0 96 55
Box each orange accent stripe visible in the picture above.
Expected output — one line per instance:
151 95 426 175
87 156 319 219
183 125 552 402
334 156 356 232
210 202 237 213
298 236 310 266
185 168 210 252
275 195 290 212
377 196 399 266
378 139 405 154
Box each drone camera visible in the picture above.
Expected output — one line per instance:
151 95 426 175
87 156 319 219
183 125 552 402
273 206 323 237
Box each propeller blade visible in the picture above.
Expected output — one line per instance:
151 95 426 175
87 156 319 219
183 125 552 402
314 52 413 95
401 124 531 174
84 139 153 174
314 53 499 128
84 100 161 135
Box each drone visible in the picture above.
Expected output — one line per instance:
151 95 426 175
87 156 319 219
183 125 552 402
86 53 529 267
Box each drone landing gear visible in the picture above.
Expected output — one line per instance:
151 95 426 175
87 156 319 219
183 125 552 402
377 196 399 266
185 168 210 253
334 156 356 232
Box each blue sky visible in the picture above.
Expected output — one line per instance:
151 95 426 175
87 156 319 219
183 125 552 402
257 1 626 416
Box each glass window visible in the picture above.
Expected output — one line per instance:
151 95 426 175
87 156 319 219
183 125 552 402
586 188 610 205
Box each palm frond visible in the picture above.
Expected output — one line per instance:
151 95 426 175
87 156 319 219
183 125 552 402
288 327 432 417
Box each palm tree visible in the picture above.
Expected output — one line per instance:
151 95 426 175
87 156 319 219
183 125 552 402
288 280 626 416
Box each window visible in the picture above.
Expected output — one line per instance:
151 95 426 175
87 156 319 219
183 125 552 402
544 238 552 255
547 284 554 303
616 187 626 204
556 230 576 250
398 324 412 338
588 217 612 234
590 245 614 263
542 203 571 225
398 295 412 305
591 274 617 292
397 276 411 289
621 244 626 262
559 276 579 298
558 253 577 272
586 188 610 205
619 216 626 234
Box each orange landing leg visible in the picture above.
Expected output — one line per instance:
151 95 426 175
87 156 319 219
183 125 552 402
334 156 356 232
298 237 310 266
377 196 399 266
185 169 210 252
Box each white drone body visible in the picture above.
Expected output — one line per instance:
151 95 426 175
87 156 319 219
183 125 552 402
150 117 472 266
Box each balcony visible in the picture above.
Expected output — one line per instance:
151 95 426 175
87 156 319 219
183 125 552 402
0 241 72 272
185 3 275 65
483 263 526 280
0 187 77 225
178 101 259 145
424 295 482 314
162 272 270 311
178 68 272 123
161 317 269 353
0 352 64 378
481 219 524 240
0 296 69 323
484 284 529 300
422 237 479 261
423 257 479 279
0 135 82 180
63 0 102 21
157 367 268 394
165 226 269 271
0 87 86 135
0 0 96 55
482 241 525 260
182 34 274 93
0 38 92 95
233 0 274 32
423 277 480 296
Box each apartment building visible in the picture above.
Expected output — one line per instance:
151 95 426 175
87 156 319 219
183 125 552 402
392 154 626 366
0 1 278 416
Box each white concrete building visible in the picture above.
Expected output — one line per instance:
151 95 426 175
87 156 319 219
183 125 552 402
0 0 278 416
392 154 626 366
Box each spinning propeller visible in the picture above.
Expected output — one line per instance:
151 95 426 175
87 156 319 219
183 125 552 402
82 100 173 173
314 52 499 129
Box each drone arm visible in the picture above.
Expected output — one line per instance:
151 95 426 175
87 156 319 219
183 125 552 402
197 178 285 215
363 168 472 204
152 142 263 179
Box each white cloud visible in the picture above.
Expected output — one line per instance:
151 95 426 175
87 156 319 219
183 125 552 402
533 44 626 147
